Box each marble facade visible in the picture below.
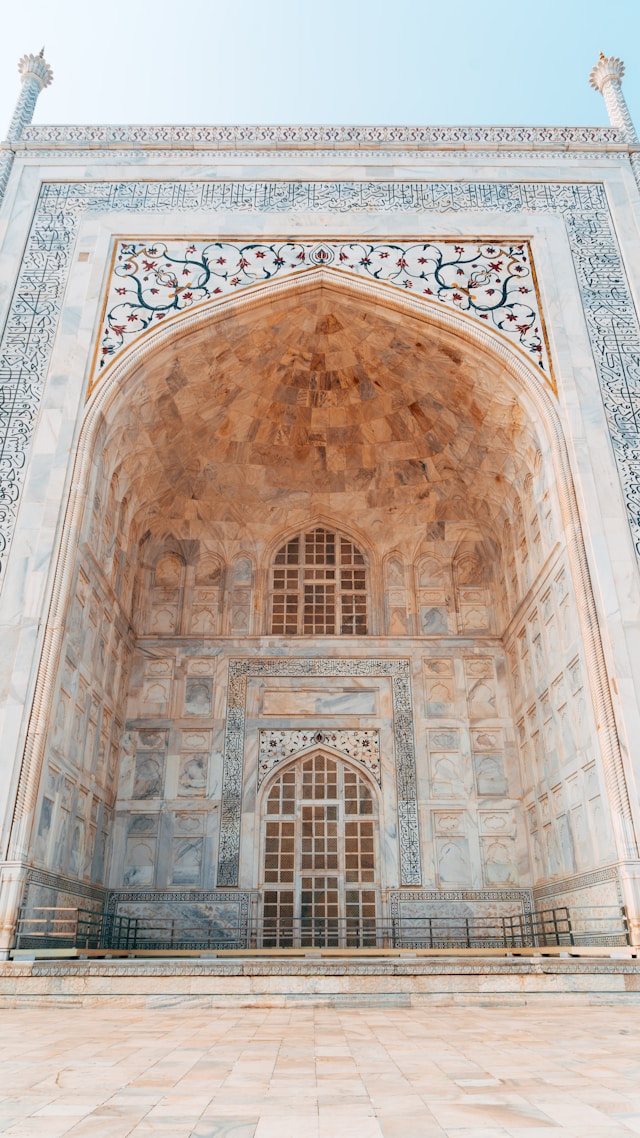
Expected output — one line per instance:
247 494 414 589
2 54 640 953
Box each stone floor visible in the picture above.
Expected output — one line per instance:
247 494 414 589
0 1006 640 1137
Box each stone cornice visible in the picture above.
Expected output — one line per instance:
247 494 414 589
2 148 632 164
17 123 625 152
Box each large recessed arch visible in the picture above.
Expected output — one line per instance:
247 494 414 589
9 269 639 938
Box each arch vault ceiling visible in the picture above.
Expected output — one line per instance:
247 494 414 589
101 284 543 551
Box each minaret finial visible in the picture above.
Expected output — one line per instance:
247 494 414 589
589 54 636 138
590 53 640 190
590 54 626 95
0 50 54 206
4 50 54 142
16 50 53 94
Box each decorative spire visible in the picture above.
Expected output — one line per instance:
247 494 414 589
0 50 53 207
7 51 54 139
17 51 53 90
589 54 637 142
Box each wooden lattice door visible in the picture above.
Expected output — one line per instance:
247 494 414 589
262 752 378 946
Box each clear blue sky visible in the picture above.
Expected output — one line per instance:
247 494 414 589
2 0 640 128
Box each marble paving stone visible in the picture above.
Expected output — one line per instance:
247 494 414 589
378 1120 447 1138
31 1106 96 1118
1 1124 73 1138
253 1121 318 1138
430 1102 559 1126
125 1123 195 1136
0 1007 640 1136
500 1133 634 1138
444 1131 512 1137
191 1124 258 1138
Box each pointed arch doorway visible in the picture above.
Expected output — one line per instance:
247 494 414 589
261 751 379 947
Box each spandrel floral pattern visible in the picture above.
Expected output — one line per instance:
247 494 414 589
97 239 549 389
258 729 381 785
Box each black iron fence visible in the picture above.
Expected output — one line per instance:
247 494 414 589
14 907 138 951
13 903 630 952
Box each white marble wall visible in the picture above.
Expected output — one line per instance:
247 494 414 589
1 142 640 945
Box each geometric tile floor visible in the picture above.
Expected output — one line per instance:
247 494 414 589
1 1007 640 1137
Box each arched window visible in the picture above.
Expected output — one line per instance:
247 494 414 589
270 527 367 635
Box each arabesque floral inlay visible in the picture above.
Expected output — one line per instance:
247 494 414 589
95 238 550 391
258 729 381 786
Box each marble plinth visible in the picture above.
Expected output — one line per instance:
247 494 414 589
1 956 640 1008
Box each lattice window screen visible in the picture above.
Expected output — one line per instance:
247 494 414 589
261 753 378 946
271 528 367 635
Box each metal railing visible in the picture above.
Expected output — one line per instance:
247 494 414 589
557 905 631 947
390 908 574 950
13 903 630 952
14 907 138 951
101 915 246 952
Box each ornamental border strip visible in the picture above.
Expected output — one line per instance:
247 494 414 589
1 179 640 588
219 658 421 889
388 888 533 917
24 866 107 904
105 888 251 918
19 124 624 146
532 865 622 899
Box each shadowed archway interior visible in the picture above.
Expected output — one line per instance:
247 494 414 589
21 280 614 939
